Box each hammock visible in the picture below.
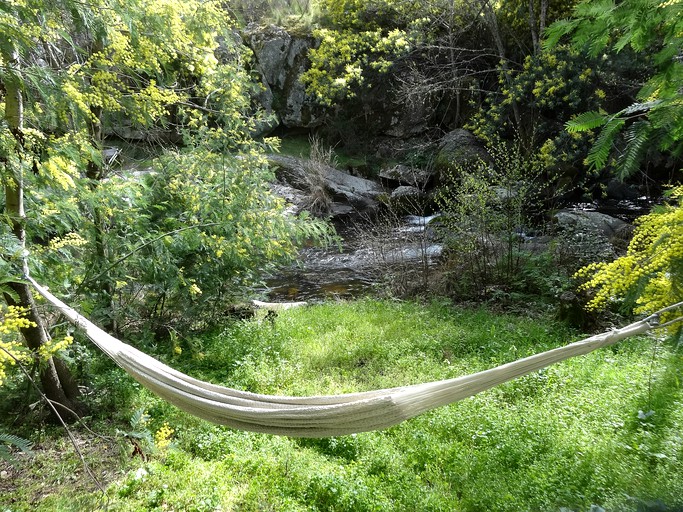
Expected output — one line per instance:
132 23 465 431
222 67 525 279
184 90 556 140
29 278 677 438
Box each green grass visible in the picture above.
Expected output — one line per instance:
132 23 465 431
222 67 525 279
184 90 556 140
2 299 683 511
277 134 378 175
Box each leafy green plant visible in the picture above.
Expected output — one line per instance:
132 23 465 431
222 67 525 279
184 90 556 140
468 45 605 190
576 186 683 323
546 0 683 179
436 139 549 302
547 0 683 319
0 431 33 464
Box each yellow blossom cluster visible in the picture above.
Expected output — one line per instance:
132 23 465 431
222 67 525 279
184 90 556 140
48 232 88 251
576 186 683 326
154 422 174 451
38 335 74 360
0 306 34 385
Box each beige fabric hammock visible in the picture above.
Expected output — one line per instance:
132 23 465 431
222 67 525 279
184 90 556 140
29 278 676 438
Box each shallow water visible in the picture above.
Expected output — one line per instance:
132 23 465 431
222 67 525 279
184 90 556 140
263 216 443 301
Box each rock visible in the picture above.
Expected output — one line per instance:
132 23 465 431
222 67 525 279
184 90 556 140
384 92 433 138
379 164 436 189
391 185 423 199
434 129 487 173
606 179 640 201
553 209 634 260
553 210 629 239
388 185 431 215
242 24 325 129
269 182 309 215
329 203 357 217
267 154 384 213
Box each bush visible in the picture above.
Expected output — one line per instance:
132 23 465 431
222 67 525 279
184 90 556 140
436 139 551 302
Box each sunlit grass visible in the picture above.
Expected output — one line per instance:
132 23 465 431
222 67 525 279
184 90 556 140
2 299 682 511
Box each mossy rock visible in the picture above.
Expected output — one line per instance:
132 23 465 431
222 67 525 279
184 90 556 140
434 129 488 174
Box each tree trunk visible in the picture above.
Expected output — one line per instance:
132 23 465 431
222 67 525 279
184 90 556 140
2 47 83 419
479 0 524 138
529 1 540 54
481 0 524 138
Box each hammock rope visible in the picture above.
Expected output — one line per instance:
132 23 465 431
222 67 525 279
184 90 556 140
28 277 682 438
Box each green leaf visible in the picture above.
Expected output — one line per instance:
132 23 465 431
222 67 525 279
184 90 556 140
566 111 608 133
543 19 580 49
0 432 34 465
617 120 652 179
587 117 625 170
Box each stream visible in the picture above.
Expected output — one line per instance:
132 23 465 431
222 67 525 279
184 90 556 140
262 197 657 302
263 215 444 301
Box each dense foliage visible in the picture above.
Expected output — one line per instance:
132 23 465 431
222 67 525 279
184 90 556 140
548 0 683 316
1 0 332 382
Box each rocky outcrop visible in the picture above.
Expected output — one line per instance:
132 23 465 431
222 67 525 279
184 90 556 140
434 129 487 173
242 24 324 129
388 186 431 215
553 210 630 240
553 209 634 256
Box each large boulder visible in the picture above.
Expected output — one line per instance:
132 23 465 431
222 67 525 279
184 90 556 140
434 129 487 173
242 24 325 129
388 185 431 215
553 209 634 257
553 210 630 239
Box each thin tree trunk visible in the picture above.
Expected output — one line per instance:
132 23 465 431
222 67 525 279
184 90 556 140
539 0 548 41
529 1 540 54
479 0 524 137
2 47 83 418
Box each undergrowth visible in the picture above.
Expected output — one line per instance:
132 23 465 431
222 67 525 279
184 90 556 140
1 299 682 511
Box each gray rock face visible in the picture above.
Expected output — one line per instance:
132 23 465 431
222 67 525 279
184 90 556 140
435 128 487 172
388 185 431 215
553 210 629 239
384 91 434 139
243 24 324 129
553 209 634 258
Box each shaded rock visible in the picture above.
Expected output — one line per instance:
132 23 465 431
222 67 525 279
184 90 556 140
269 182 308 215
553 210 629 239
242 24 324 129
434 129 487 173
606 179 640 201
384 92 434 138
553 209 634 261
388 185 431 215
380 164 436 189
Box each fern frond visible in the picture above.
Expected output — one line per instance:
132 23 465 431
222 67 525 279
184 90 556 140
129 407 150 429
575 0 616 19
543 19 580 49
617 120 652 179
587 117 625 170
621 101 660 116
0 432 34 463
566 111 607 133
